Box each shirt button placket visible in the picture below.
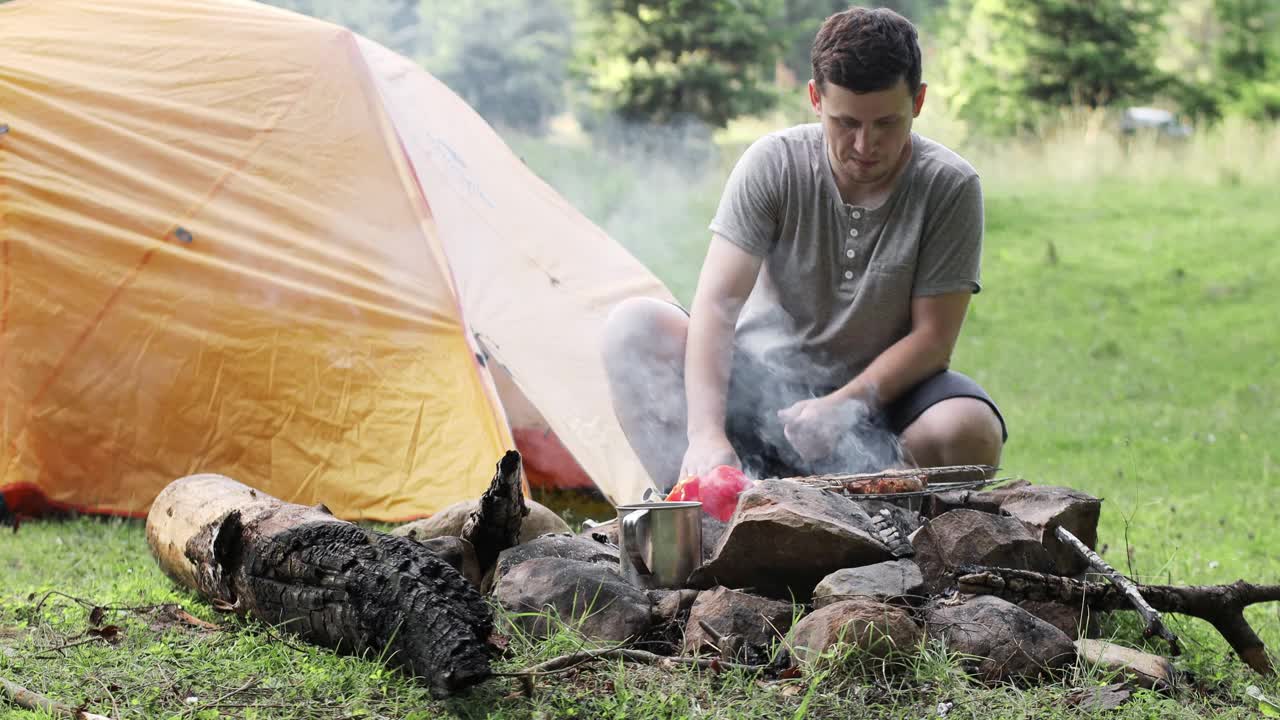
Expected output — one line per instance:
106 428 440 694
843 207 863 283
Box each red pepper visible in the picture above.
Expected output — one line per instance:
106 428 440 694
665 465 752 522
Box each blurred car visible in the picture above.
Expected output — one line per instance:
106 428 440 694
1120 107 1193 139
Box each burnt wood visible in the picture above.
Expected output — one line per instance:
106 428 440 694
461 450 528 573
147 475 493 697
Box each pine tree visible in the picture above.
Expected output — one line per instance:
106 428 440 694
576 0 785 128
938 0 1171 134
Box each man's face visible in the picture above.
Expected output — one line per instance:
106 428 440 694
809 77 926 188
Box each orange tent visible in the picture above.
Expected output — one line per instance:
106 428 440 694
0 0 674 520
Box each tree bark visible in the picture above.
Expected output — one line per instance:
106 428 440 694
146 474 493 697
461 450 527 573
955 564 1280 675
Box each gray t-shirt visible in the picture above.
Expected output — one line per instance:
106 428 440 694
708 124 983 388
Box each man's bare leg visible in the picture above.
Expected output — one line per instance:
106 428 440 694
899 397 1003 468
601 297 691 490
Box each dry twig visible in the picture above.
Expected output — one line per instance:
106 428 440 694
955 564 1280 675
0 675 113 719
497 647 767 677
1055 526 1181 655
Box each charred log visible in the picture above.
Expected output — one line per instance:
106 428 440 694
146 474 493 697
461 450 528 573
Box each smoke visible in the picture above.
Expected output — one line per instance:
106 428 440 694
726 351 907 479
607 298 907 490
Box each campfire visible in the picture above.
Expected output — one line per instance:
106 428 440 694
144 453 1280 699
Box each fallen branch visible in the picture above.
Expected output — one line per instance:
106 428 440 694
145 473 494 697
33 634 112 658
954 565 1280 675
498 647 767 677
0 675 112 719
1055 526 1181 656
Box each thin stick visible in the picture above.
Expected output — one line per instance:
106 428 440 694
33 635 111 658
185 677 258 718
91 676 120 720
496 648 766 677
1054 526 1181 655
0 675 113 719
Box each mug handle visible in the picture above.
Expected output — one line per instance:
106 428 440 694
622 508 651 576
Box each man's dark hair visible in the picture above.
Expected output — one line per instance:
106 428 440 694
811 7 922 95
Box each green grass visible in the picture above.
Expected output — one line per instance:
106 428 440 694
4 122 1280 718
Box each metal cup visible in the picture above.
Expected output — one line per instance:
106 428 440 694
616 501 702 589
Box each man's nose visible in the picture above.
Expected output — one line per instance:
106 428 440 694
853 127 872 155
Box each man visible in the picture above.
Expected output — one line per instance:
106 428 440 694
603 7 1006 491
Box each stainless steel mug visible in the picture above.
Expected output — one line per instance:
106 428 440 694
616 501 703 589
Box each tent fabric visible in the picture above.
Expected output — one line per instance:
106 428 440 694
0 0 673 520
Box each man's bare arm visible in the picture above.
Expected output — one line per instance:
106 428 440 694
682 235 763 477
834 291 971 408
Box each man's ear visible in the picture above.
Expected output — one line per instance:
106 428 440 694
808 79 822 117
913 82 928 117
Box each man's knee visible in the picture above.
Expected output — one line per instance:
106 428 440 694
902 397 1004 466
602 297 688 371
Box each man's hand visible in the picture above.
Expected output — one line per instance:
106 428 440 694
777 394 857 464
680 432 741 481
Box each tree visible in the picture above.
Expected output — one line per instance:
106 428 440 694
776 0 949 82
575 0 785 128
1211 0 1280 119
937 0 1171 135
417 0 575 133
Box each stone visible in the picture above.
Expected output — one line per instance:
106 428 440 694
812 560 926 609
911 509 1055 592
790 598 923 663
643 588 701 655
682 587 795 662
493 557 652 642
393 498 571 543
700 514 730 556
997 485 1102 576
415 535 482 587
485 533 620 593
649 589 700 626
924 480 1032 518
1076 639 1175 690
925 595 1076 683
690 480 892 599
1018 600 1101 640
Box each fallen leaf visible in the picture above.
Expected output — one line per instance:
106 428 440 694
1067 683 1132 712
1247 685 1280 717
778 666 802 680
172 608 218 631
88 625 121 641
781 685 802 697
